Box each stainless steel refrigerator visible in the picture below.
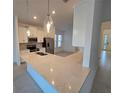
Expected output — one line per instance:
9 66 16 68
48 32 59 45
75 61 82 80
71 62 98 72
42 37 54 54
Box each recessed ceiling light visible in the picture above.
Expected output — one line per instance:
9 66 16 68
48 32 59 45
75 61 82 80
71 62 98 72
68 85 72 90
26 30 30 36
33 16 37 19
50 68 53 72
52 10 55 14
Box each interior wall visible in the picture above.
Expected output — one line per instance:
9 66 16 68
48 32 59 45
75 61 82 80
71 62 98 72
63 29 76 52
89 0 103 71
81 0 95 68
102 0 111 21
54 31 64 53
98 0 111 56
84 0 111 93
80 0 104 93
13 16 20 65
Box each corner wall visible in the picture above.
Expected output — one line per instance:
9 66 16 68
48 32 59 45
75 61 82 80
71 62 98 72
63 29 76 52
89 0 103 71
54 31 64 53
79 0 104 93
102 0 111 21
13 16 20 65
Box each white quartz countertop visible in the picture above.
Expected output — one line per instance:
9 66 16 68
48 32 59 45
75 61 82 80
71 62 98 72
20 51 90 93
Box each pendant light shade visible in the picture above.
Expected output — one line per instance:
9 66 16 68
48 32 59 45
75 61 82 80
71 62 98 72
44 15 55 33
26 0 30 37
44 0 55 33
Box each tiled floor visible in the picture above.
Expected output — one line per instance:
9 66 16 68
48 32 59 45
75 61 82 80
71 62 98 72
91 51 111 93
13 63 43 93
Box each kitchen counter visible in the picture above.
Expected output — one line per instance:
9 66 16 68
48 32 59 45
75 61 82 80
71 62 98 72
20 51 90 93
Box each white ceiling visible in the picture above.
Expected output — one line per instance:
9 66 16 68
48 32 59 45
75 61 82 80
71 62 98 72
14 0 80 32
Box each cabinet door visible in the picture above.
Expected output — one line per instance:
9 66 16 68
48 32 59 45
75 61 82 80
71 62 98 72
37 30 43 42
18 27 28 43
73 1 94 47
29 27 37 37
72 0 95 47
73 3 88 47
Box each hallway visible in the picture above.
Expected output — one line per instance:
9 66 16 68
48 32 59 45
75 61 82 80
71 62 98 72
91 51 111 93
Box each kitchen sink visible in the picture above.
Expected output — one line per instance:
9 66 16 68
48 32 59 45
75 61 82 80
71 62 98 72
36 52 48 56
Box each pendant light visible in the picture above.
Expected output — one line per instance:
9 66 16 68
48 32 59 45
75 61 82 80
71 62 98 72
44 0 55 33
26 0 30 37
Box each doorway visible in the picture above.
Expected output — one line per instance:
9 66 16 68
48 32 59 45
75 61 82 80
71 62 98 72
100 21 111 52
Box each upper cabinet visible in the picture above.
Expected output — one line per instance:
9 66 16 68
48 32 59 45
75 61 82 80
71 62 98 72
37 28 44 42
72 0 95 47
29 27 37 37
18 24 55 43
18 27 28 43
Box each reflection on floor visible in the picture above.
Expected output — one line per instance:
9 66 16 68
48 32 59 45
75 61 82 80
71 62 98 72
55 51 74 57
13 63 43 93
91 51 111 93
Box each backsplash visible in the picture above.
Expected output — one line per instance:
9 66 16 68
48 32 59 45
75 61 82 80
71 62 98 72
19 43 43 51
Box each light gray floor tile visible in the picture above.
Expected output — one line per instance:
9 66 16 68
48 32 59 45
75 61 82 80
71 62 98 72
91 51 111 93
13 63 44 93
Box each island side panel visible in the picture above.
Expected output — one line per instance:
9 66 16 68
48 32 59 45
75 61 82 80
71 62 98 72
27 64 59 93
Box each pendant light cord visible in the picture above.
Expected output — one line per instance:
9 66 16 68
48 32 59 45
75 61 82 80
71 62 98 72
26 0 29 27
48 0 50 16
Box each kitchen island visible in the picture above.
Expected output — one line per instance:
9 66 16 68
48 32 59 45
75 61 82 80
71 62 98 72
20 51 90 93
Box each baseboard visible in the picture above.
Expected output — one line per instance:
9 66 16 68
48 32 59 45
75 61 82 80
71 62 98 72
79 70 96 93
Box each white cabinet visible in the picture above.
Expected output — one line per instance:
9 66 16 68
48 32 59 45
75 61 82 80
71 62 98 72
18 24 55 43
28 27 44 42
72 0 94 47
18 27 28 43
37 30 43 42
29 27 37 37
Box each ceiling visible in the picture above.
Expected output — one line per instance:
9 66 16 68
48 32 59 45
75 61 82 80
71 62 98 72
14 0 80 32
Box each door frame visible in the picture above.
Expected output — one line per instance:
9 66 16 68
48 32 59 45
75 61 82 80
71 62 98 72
99 21 111 56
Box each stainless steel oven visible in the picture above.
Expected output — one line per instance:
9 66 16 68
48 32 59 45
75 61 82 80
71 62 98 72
27 44 38 52
27 37 38 52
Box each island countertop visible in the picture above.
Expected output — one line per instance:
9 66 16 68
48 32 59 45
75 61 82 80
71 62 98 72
20 51 90 93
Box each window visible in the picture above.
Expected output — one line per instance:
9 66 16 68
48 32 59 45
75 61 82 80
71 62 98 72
55 34 63 48
55 34 57 48
103 34 108 49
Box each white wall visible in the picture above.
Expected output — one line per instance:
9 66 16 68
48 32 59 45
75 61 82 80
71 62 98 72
78 0 103 71
13 16 20 65
54 31 64 53
89 0 103 71
74 0 104 93
79 0 95 68
63 29 76 52
102 0 111 21
55 29 76 53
